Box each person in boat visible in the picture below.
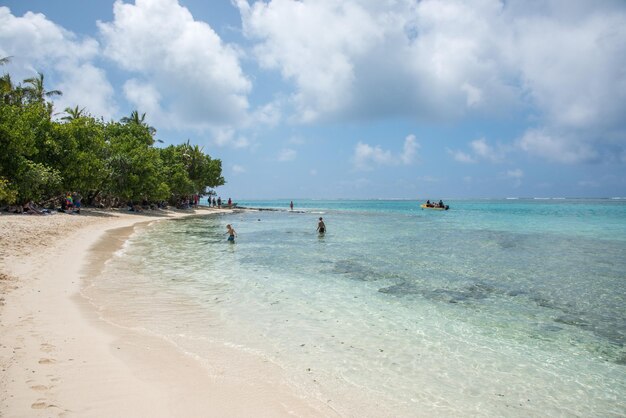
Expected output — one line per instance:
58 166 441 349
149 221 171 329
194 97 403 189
438 199 444 208
426 200 432 207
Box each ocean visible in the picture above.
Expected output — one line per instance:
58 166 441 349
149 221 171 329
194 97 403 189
85 199 626 416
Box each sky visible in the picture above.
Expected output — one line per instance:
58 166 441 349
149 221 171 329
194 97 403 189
1 0 625 199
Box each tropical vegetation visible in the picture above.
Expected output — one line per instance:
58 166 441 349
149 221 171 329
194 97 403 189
0 58 225 209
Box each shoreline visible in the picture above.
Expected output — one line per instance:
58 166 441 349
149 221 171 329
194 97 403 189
0 208 331 417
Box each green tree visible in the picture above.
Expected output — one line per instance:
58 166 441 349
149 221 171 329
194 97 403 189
159 145 195 201
120 110 156 137
159 141 224 203
61 105 86 121
0 56 25 106
0 67 226 207
0 177 18 204
104 122 169 203
49 116 108 197
14 160 62 203
0 102 47 186
23 72 62 104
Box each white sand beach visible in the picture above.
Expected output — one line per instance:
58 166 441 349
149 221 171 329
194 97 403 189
0 208 332 417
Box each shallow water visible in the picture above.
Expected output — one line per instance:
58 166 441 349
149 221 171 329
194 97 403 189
86 200 626 416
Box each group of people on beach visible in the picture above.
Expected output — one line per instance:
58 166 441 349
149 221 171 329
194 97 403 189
5 192 81 215
61 192 81 214
208 196 233 208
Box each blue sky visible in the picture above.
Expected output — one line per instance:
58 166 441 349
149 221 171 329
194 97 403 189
1 0 625 199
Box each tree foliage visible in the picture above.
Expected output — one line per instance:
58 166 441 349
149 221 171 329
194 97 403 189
0 64 225 207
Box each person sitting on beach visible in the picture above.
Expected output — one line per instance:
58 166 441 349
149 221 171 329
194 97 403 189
73 193 81 214
23 201 43 215
226 224 237 242
65 193 73 211
317 217 326 234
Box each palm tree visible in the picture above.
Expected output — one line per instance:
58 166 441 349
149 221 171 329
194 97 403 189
120 110 156 136
23 72 62 104
0 73 13 104
120 110 146 125
62 105 86 121
0 56 16 105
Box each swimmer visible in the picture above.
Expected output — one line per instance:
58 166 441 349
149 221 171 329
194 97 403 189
316 217 326 234
226 224 237 242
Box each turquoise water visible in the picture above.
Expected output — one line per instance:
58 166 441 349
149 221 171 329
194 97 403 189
89 199 626 416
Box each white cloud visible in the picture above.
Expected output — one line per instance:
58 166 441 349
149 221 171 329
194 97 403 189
353 134 419 170
461 82 483 107
232 164 246 174
309 169 318 176
237 0 382 122
448 148 476 164
511 2 626 163
518 129 597 163
3 1 626 167
449 138 504 164
0 7 117 118
401 134 419 165
353 142 393 170
211 126 251 148
56 63 117 119
471 138 502 163
250 102 282 127
237 0 626 162
123 79 162 121
277 148 297 162
236 0 518 123
99 0 251 129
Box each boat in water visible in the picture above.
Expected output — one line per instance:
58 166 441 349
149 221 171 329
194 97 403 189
421 203 449 210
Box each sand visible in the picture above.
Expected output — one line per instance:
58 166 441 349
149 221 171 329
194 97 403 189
0 208 333 417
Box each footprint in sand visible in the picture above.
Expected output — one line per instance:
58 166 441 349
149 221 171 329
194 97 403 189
40 343 55 353
31 401 60 410
30 384 49 392
31 401 48 409
38 358 56 364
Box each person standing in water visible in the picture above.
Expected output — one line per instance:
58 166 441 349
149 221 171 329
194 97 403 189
290 200 294 211
317 217 326 234
226 224 237 242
